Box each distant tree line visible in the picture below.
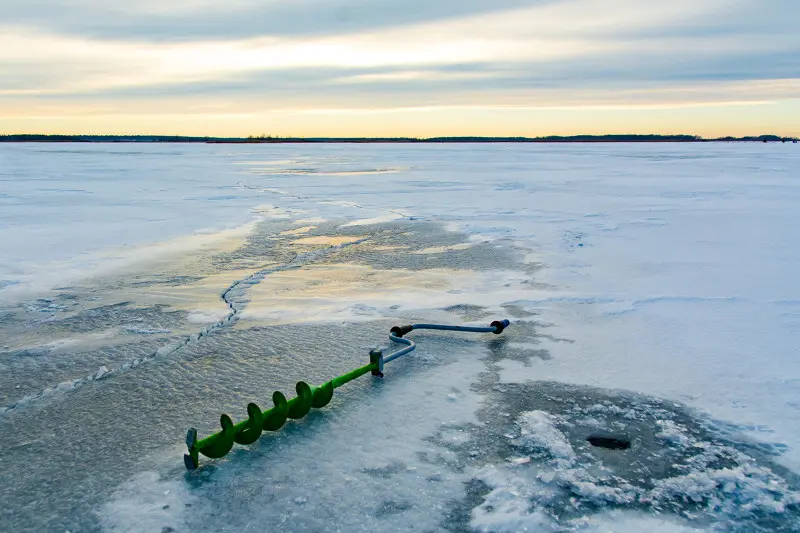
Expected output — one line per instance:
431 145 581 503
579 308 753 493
1 133 797 143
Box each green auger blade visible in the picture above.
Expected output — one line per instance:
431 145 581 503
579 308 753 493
263 391 289 431
287 381 313 419
233 403 264 445
197 414 236 459
311 381 334 409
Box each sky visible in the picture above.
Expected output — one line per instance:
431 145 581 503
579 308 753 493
1 0 798 137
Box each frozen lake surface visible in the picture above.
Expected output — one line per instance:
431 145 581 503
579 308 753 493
1 142 799 532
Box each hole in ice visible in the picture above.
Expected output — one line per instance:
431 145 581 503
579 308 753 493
586 431 632 450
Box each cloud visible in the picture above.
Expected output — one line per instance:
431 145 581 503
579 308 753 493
0 0 798 134
0 0 542 41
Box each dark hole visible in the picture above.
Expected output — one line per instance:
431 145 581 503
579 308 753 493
587 432 631 450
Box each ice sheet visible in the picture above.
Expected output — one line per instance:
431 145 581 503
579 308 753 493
1 142 799 532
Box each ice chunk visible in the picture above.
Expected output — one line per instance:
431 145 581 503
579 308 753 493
656 419 692 448
513 410 575 461
472 466 554 533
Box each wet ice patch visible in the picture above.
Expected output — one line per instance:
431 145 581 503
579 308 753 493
249 204 301 219
342 213 405 226
99 471 195 533
278 225 316 236
11 329 120 355
412 243 476 254
185 309 230 324
123 326 172 335
574 510 708 532
239 263 529 326
291 235 364 246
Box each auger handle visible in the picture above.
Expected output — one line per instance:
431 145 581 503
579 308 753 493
389 320 510 338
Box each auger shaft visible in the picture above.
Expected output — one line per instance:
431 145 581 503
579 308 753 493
331 362 377 388
184 319 509 470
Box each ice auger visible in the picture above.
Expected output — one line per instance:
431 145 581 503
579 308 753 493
184 319 510 469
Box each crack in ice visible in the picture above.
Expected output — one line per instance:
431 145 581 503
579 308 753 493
2 237 369 416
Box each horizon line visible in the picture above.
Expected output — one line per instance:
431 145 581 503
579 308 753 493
1 133 799 143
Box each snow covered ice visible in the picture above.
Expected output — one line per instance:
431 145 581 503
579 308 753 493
1 142 799 532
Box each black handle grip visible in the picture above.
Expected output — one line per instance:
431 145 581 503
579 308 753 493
390 325 414 337
490 319 510 334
